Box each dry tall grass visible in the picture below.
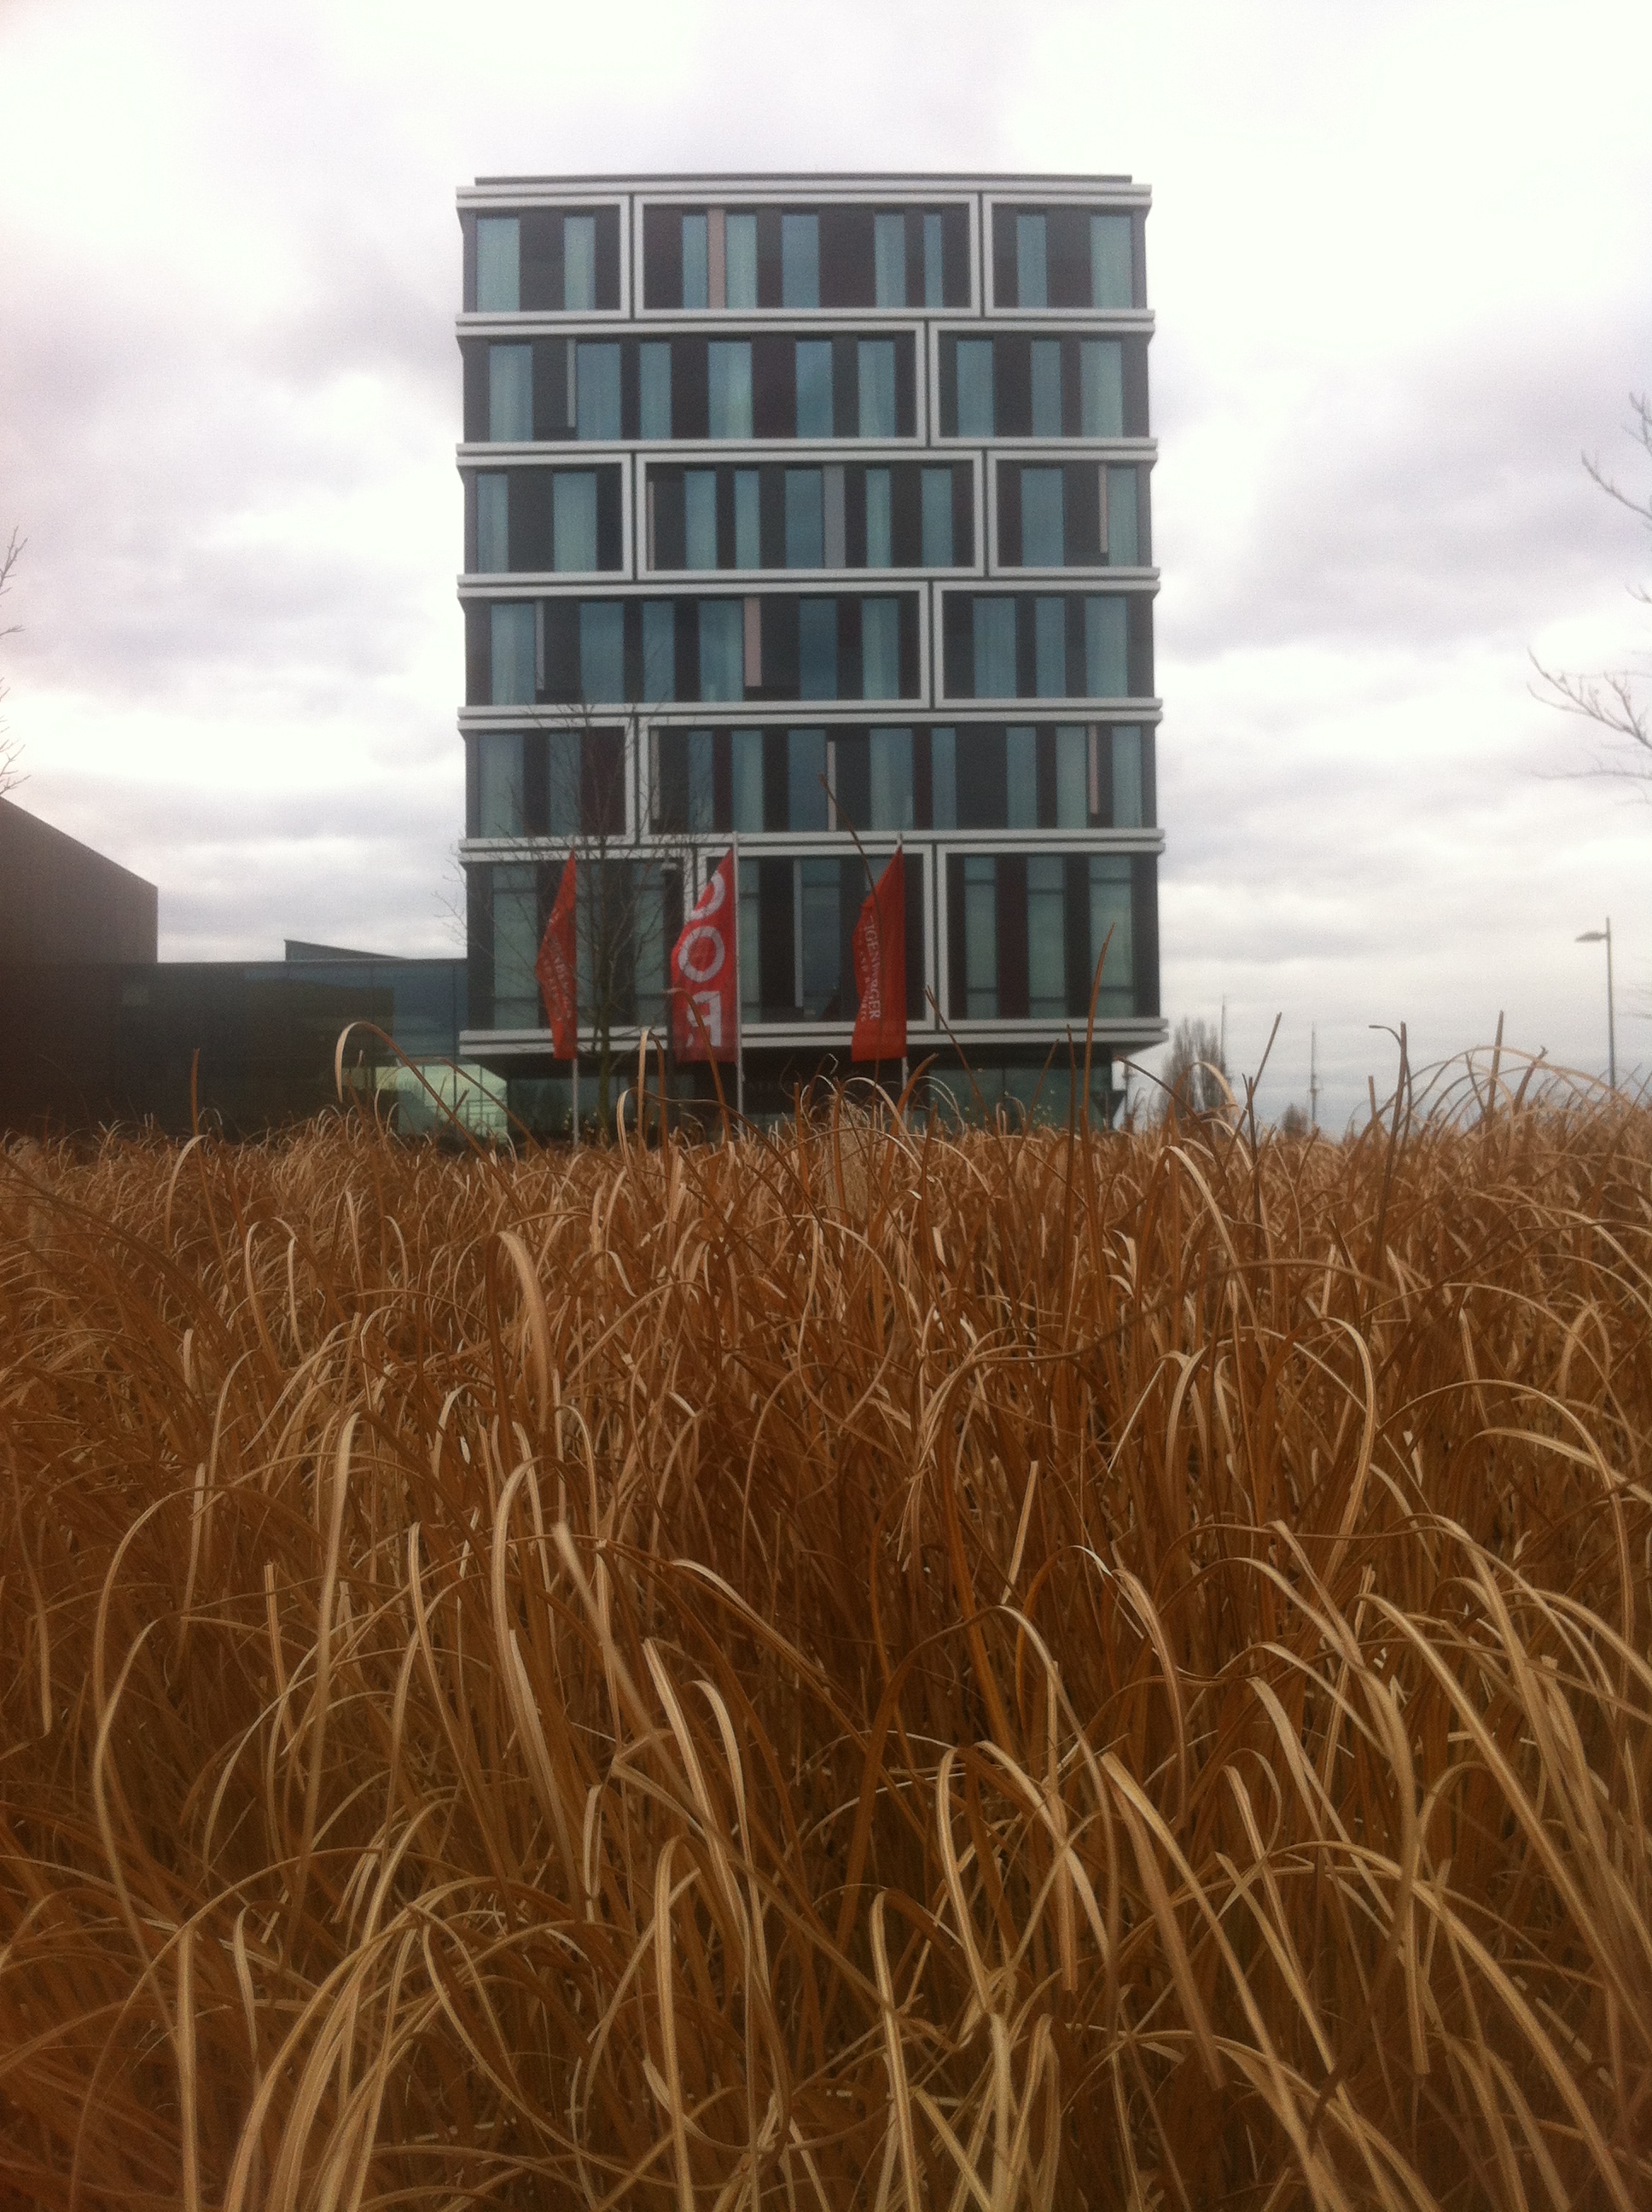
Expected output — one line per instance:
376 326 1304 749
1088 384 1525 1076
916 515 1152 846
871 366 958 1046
3 1063 1650 2209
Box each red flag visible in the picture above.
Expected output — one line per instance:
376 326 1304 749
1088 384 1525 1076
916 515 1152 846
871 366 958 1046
671 849 738 1061
535 853 578 1059
851 850 906 1063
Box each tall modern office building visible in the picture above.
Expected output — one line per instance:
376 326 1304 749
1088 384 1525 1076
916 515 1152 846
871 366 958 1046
455 173 1163 1124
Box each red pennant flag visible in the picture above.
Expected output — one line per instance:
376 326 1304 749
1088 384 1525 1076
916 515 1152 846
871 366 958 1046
851 850 906 1063
535 853 578 1059
671 849 738 1061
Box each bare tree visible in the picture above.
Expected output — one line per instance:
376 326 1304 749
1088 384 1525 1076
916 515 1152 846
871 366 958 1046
1532 392 1652 789
1160 1015 1228 1120
0 529 24 796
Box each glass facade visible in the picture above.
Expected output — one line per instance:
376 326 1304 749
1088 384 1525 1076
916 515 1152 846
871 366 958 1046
459 177 1159 1115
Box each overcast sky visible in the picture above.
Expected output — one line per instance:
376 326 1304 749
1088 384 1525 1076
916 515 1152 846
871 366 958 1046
3 0 1649 1123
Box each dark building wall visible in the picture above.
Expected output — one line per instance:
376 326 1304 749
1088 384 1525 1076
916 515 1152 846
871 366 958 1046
0 800 159 963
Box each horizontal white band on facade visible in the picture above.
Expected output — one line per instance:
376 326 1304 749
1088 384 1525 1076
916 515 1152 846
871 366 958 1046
459 176 1150 205
455 439 1159 462
455 310 1156 334
459 1020 1167 1062
453 576 1159 602
460 830 1166 859
454 701 1166 729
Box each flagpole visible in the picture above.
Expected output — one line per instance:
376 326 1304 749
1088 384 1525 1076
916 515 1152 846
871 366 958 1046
731 831 745 1125
897 833 907 1116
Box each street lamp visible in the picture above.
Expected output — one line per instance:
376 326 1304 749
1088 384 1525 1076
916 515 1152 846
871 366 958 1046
1575 919 1616 1093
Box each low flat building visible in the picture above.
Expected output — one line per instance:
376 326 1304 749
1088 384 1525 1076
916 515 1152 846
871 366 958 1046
0 797 158 963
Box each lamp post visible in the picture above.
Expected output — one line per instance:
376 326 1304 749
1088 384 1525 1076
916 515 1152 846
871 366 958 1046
1575 919 1615 1093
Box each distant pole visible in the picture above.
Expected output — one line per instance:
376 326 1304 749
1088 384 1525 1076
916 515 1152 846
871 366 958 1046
1220 995 1227 1071
732 834 745 1123
1310 1026 1319 1130
1575 920 1617 1092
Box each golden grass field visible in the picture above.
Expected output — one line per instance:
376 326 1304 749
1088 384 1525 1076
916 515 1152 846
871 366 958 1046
2 1063 1649 2209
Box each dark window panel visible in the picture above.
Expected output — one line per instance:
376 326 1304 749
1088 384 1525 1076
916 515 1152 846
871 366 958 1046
820 207 875 308
464 731 480 835
1123 335 1150 437
759 466 786 569
1131 211 1148 311
460 212 478 314
946 855 966 1018
1141 725 1157 826
520 211 563 312
992 206 1017 308
673 337 708 439
672 599 696 702
898 596 921 699
622 602 643 701
464 602 490 706
543 602 579 702
903 208 926 307
524 732 549 836
941 205 971 307
1128 597 1154 696
713 730 733 829
903 850 925 1020
1133 853 1159 1015
462 472 478 573
1135 469 1152 566
509 470 554 571
753 335 794 439
998 463 1022 568
953 465 974 563
913 727 934 827
533 339 572 439
1064 599 1087 698
1066 463 1101 566
654 730 688 832
756 208 783 308
943 596 973 697
891 467 922 568
957 726 1006 828
937 337 958 438
594 207 620 309
596 470 623 571
1036 728 1057 826
759 597 799 699
835 856 860 1021
643 205 681 309
1064 855 1091 1016
468 864 492 1019
758 859 794 1016
620 340 640 441
894 334 917 437
845 464 867 567
998 854 1028 1017
1047 208 1091 307
838 597 862 701
762 731 788 831
997 336 1032 438
582 729 625 835
462 341 487 442
1061 336 1083 438
1015 597 1038 698
653 470 686 569
833 729 869 830
831 337 857 439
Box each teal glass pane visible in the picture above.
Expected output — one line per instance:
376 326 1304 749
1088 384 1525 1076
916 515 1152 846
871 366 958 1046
1090 214 1133 309
553 471 597 572
698 600 743 702
1088 856 1133 1007
1015 213 1048 308
579 602 625 701
1006 725 1037 827
930 727 957 827
732 730 763 833
682 213 709 310
799 599 837 700
1106 466 1139 564
708 341 753 438
477 731 523 835
1079 341 1123 437
476 218 519 312
686 729 714 834
861 599 899 701
639 343 672 438
1031 341 1062 436
563 214 596 311
488 345 532 441
733 470 760 568
922 468 954 566
1112 726 1143 826
684 470 718 568
782 213 819 307
641 599 676 701
858 341 896 438
476 473 509 573
923 212 944 309
800 858 840 1011
788 729 828 830
795 341 833 437
575 344 620 439
973 597 1016 697
490 602 536 705
957 340 993 435
864 469 893 567
875 212 906 307
1084 596 1128 696
1034 597 1066 696
784 469 824 567
1027 853 1066 1016
870 727 914 830
964 856 998 1017
1021 467 1064 567
1055 725 1087 827
726 214 758 308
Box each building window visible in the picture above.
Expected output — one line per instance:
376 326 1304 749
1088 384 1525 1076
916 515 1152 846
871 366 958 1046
579 602 625 701
732 728 763 832
1085 596 1128 695
1015 213 1048 308
874 212 905 307
1034 598 1066 696
642 601 676 701
488 345 533 441
865 469 893 566
1021 468 1063 567
799 598 838 699
862 599 900 701
923 212 945 309
683 213 712 308
727 213 759 307
788 729 829 830
1027 855 1066 1017
963 857 998 1017
682 469 717 569
700 600 744 701
799 858 840 1014
869 726 914 830
1111 726 1143 826
553 472 598 572
1006 725 1038 827
957 340 994 436
1031 341 1062 436
492 863 539 1027
476 217 520 312
1080 342 1123 437
1089 856 1133 1008
476 474 509 573
785 469 824 567
974 597 1016 697
921 468 955 566
734 470 761 567
796 341 833 437
858 341 897 438
708 341 753 438
575 344 621 440
640 342 672 438
563 214 596 311
491 603 537 704
1103 466 1139 564
1055 725 1087 827
683 729 715 833
1091 214 1133 309
477 731 523 835
823 465 847 565
782 213 819 307
931 727 957 827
